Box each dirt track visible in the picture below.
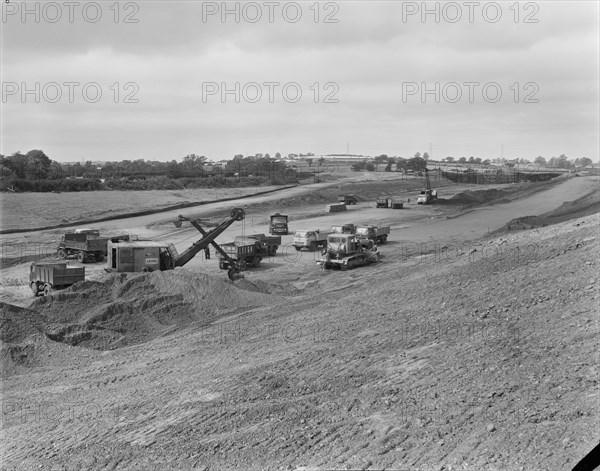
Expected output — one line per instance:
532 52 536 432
1 174 599 470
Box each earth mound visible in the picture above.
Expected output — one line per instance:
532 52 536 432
31 269 278 351
443 188 512 206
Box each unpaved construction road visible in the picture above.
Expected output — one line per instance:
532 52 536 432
1 174 598 470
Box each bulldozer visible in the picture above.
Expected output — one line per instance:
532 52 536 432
316 233 380 270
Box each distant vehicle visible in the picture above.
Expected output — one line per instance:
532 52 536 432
317 233 380 270
337 195 358 205
356 225 390 244
57 231 130 263
29 261 85 296
331 224 356 234
293 230 330 251
417 169 438 204
269 213 289 235
377 197 404 209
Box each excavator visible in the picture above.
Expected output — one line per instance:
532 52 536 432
417 168 438 204
107 208 246 281
172 207 246 280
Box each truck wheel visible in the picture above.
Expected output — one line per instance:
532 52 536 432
228 268 242 281
268 246 277 256
77 252 86 263
219 261 227 270
381 235 387 244
43 284 52 296
96 253 104 262
252 256 262 267
57 249 67 259
30 282 39 296
238 260 247 271
308 242 316 251
294 246 301 251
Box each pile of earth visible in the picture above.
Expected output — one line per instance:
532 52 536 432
500 189 600 232
442 188 513 206
29 269 279 351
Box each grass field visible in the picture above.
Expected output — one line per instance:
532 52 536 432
0 185 282 232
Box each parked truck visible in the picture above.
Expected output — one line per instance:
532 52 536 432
292 230 330 251
29 261 85 296
417 169 438 204
376 196 404 208
331 224 356 234
337 195 358 205
356 225 390 244
218 241 262 271
269 213 289 235
234 233 281 256
317 233 380 270
57 231 130 263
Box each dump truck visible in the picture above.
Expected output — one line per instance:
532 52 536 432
29 261 85 296
269 213 289 235
417 169 438 204
337 195 358 205
234 233 281 256
57 231 130 263
376 196 404 208
376 196 390 208
107 207 247 280
293 230 330 251
317 233 380 270
331 224 356 234
218 241 262 271
356 225 390 244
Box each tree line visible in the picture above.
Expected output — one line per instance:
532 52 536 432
0 151 298 192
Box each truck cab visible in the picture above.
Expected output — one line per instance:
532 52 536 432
269 213 289 235
331 224 356 234
292 230 329 251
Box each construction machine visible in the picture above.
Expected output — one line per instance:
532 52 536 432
269 213 289 235
417 169 438 204
108 208 246 280
30 261 85 296
316 233 380 270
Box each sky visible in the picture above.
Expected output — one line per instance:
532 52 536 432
1 1 598 163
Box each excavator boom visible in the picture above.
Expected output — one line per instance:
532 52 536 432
173 208 245 268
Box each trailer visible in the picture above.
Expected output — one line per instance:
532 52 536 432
234 233 281 256
29 261 85 296
376 196 390 208
356 225 390 244
218 242 262 271
326 203 347 213
376 196 403 208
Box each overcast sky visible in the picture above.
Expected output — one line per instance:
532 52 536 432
1 1 598 162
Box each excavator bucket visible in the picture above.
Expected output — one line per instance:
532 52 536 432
227 268 244 281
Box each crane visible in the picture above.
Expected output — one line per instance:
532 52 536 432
417 169 438 204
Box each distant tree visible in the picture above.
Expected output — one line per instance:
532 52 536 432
275 152 281 159
534 156 547 166
422 152 430 160
365 162 376 171
576 157 592 168
351 160 366 172
414 152 421 159
482 159 491 165
468 156 475 163
474 157 482 164
445 156 455 163
25 150 52 180
305 158 313 167
458 157 467 163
